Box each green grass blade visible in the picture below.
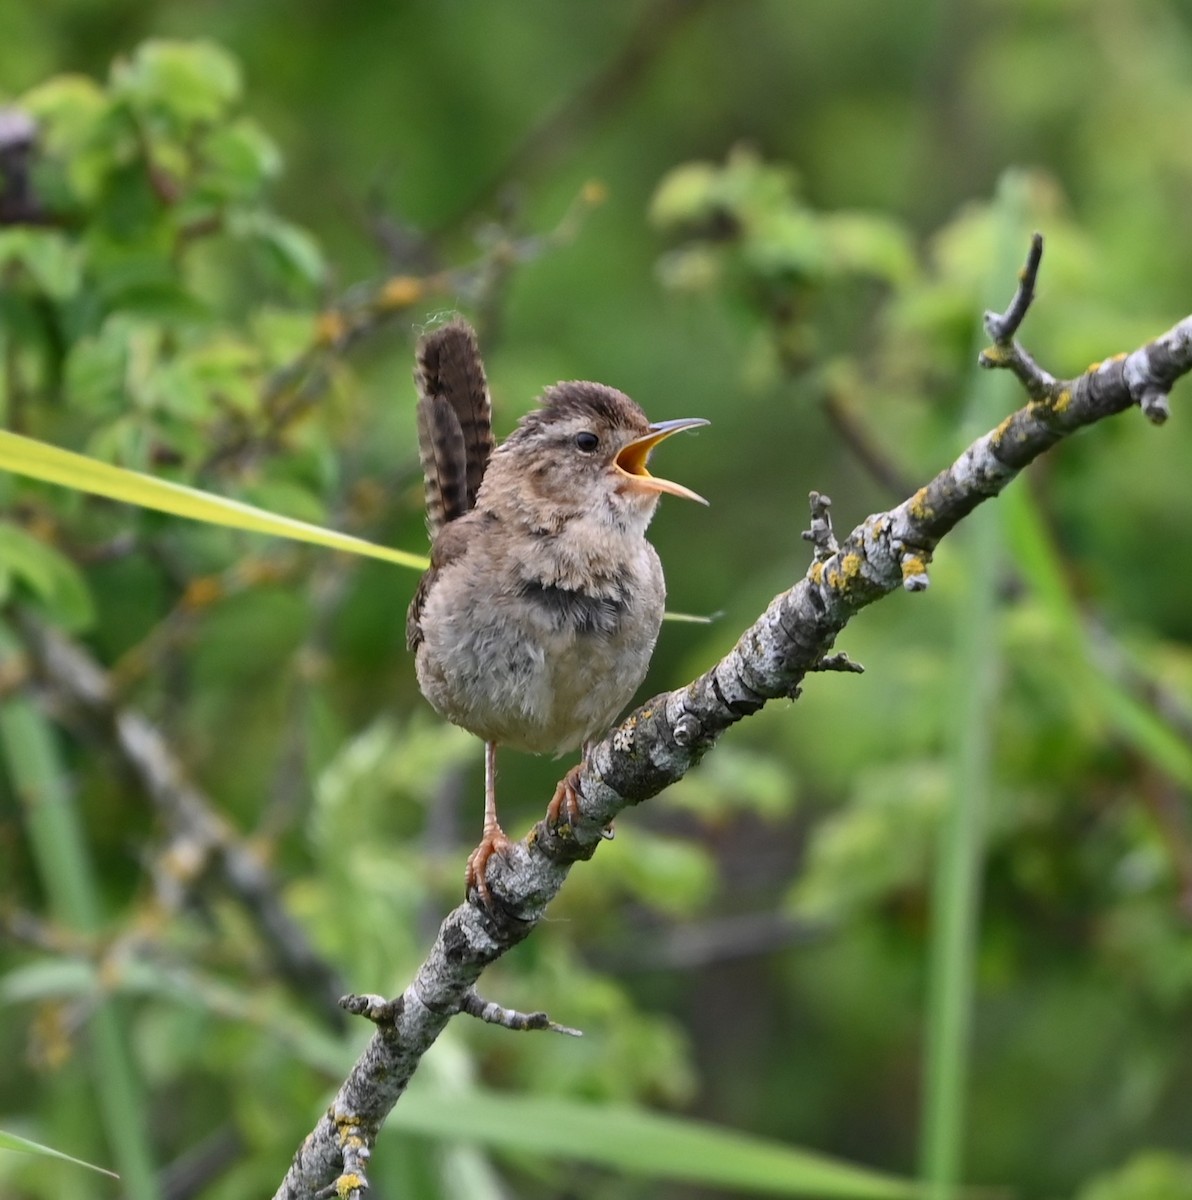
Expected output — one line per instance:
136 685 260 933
391 1088 919 1198
0 620 160 1200
0 428 427 570
919 172 1030 1198
0 1128 119 1179
662 609 719 624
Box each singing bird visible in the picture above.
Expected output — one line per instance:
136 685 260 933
406 319 707 904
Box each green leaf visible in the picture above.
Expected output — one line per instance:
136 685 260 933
391 1087 920 1199
0 1128 118 1179
744 210 830 282
19 75 112 201
231 210 326 290
113 39 242 124
201 118 282 200
649 160 726 234
822 212 916 283
0 522 95 631
20 75 108 147
650 148 800 240
0 229 82 299
0 428 427 571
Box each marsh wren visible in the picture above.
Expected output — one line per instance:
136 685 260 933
406 318 707 905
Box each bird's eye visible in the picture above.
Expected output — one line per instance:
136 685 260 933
575 431 599 453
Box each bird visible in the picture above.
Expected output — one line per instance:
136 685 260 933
406 317 707 905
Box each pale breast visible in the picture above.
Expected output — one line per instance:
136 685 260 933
414 525 665 755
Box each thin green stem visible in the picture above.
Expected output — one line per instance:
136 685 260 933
918 173 1032 1197
0 618 160 1199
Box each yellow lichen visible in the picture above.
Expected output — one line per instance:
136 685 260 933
377 275 424 310
581 179 609 206
1053 388 1072 413
908 488 933 520
992 415 1015 443
900 555 926 580
809 560 825 584
840 553 862 579
337 1174 364 1198
180 575 223 610
314 310 348 347
980 343 1007 365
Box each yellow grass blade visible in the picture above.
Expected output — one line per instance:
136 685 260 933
0 430 428 571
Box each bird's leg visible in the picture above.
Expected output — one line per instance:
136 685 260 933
465 741 513 906
546 740 614 839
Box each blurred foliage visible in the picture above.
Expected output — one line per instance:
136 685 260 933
2 3 1192 1199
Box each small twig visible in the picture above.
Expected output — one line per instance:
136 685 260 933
340 993 400 1024
801 491 838 561
984 231 1043 343
460 988 583 1037
977 233 1058 402
980 235 1189 426
811 652 865 674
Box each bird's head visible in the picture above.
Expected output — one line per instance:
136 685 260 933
488 382 707 532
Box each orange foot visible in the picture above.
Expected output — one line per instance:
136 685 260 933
546 767 616 838
465 825 514 908
546 764 584 830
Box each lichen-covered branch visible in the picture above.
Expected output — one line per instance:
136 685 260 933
274 240 1192 1199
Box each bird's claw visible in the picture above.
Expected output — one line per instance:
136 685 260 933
465 825 513 908
546 766 616 840
546 765 584 830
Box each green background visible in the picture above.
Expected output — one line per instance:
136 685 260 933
3 2 1192 1198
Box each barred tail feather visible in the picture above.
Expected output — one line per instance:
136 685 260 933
415 318 493 514
416 393 468 535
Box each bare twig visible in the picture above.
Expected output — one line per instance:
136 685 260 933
271 238 1192 1198
984 231 1043 344
19 619 346 1026
458 988 583 1037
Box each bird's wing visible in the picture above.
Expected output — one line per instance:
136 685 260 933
405 518 470 652
414 318 493 531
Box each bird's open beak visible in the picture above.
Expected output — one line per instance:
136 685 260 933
614 418 709 505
